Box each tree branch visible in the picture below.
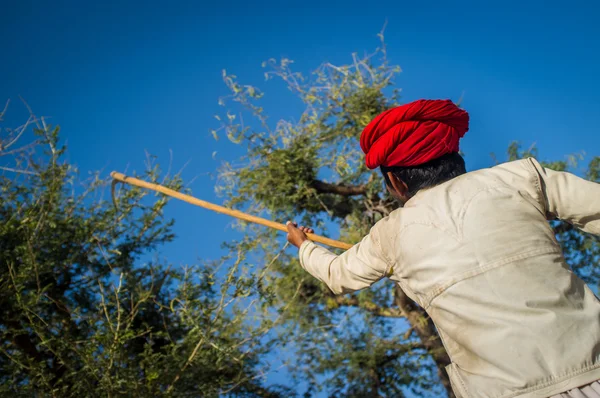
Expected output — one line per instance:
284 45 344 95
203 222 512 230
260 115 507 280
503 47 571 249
0 99 9 121
333 295 404 318
377 341 426 365
311 180 368 196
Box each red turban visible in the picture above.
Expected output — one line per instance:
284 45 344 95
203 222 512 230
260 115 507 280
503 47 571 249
360 99 469 169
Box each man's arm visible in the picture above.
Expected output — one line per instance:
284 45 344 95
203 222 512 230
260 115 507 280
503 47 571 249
529 158 600 235
286 221 392 295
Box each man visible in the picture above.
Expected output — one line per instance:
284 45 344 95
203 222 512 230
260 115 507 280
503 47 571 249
286 99 600 398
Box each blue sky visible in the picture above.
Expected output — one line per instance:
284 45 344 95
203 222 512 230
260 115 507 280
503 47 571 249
2 0 600 395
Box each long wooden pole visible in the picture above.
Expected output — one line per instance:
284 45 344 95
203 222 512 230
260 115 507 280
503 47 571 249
110 172 353 251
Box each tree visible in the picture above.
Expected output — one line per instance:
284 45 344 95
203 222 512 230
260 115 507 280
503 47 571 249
0 101 288 397
212 32 600 397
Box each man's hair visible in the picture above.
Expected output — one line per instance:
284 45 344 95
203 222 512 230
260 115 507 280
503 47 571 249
380 152 466 197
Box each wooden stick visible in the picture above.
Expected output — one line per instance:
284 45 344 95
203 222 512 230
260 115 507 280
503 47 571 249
110 172 354 251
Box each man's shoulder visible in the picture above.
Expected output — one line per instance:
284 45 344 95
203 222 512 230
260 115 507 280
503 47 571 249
441 158 542 208
413 157 541 207
471 157 536 174
459 158 540 185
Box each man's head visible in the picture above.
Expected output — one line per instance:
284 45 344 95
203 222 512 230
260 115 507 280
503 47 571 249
380 152 466 204
360 99 470 202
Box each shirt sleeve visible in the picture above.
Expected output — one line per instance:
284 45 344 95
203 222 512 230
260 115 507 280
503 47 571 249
528 158 600 235
298 224 393 295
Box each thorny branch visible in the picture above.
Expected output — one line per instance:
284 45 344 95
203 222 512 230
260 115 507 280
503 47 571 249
331 294 404 318
0 98 51 176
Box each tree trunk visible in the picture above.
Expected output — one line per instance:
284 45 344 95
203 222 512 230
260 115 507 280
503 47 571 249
393 286 455 398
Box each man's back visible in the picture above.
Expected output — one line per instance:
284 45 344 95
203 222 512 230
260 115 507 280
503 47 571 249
298 157 600 397
379 158 600 397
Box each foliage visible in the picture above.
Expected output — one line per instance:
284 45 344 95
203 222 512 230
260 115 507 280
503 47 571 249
3 31 598 398
212 32 600 398
0 102 287 397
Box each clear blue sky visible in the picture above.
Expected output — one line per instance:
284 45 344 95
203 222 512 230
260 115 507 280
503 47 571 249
2 0 600 395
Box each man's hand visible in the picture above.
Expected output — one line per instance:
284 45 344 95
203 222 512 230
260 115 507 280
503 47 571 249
286 221 314 248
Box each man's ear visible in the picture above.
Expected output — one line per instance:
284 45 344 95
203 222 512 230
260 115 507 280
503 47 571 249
386 172 408 196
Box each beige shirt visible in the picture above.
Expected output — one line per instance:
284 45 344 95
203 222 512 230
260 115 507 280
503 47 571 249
299 158 600 398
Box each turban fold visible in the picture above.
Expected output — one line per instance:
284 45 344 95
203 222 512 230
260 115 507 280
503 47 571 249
360 99 469 169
